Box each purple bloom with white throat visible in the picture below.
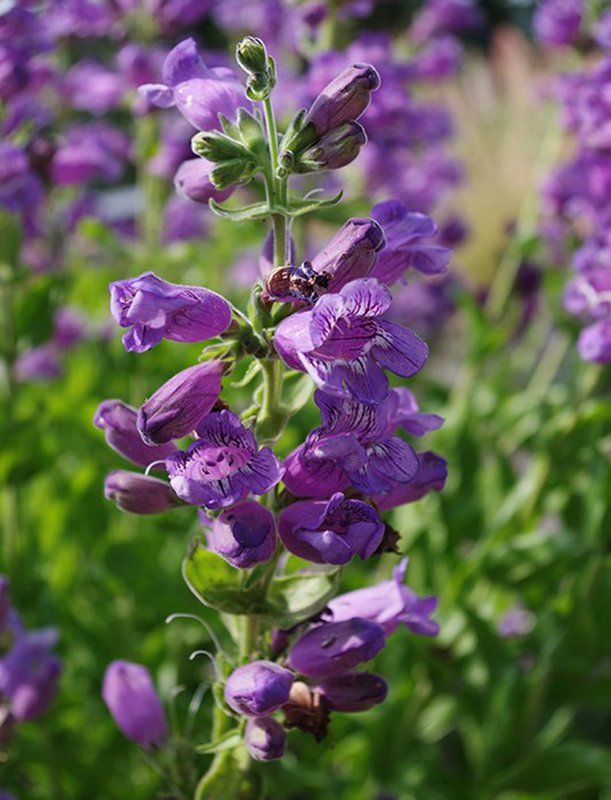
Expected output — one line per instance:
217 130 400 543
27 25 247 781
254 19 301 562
278 493 384 565
274 278 428 404
224 660 293 717
102 660 168 749
139 38 248 132
94 400 177 468
288 618 385 678
165 410 283 509
137 361 224 445
109 272 232 353
314 671 387 712
371 200 452 285
245 716 286 761
104 472 183 515
327 558 439 637
205 500 277 568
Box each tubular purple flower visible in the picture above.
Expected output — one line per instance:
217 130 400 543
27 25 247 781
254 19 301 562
0 629 61 722
311 217 385 292
205 500 277 568
165 410 284 509
288 618 385 678
302 62 380 140
314 671 387 712
174 158 233 204
371 200 452 284
296 121 367 173
374 451 448 511
534 0 583 47
327 558 439 637
224 660 294 717
94 400 177 468
245 716 286 761
109 272 232 353
278 493 384 565
138 38 249 131
274 278 428 404
102 660 168 749
104 471 183 515
137 362 224 445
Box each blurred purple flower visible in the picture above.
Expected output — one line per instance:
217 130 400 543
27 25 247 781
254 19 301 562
102 660 168 749
497 605 535 638
0 628 61 722
15 345 62 383
534 0 583 47
64 61 125 115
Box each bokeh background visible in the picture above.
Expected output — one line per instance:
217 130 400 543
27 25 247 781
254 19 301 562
2 1 611 798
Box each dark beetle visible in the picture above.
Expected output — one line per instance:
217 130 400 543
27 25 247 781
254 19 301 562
265 260 330 304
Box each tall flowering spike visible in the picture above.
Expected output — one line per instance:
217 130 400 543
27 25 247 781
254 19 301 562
278 493 384 565
102 660 168 749
94 400 177 468
314 672 388 712
327 558 440 637
288 618 385 678
109 272 232 353
224 661 294 717
205 500 277 568
371 200 452 284
245 717 286 762
104 471 183 515
138 38 249 131
165 410 284 509
274 278 428 404
137 362 224 445
310 217 385 293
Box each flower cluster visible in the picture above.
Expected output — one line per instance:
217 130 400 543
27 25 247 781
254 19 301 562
0 577 62 745
537 6 611 363
95 35 447 785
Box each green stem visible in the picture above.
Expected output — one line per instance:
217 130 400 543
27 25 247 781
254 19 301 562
1 270 19 570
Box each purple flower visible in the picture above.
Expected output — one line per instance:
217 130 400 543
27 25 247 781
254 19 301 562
374 451 448 511
224 660 293 717
282 390 421 498
94 400 177 468
139 38 248 132
137 362 224 445
497 605 535 639
278 493 384 565
578 319 611 363
327 558 439 637
0 143 43 217
288 618 385 678
109 272 232 353
51 124 129 186
301 63 380 140
371 201 452 284
165 410 283 509
162 195 207 244
594 10 611 50
245 716 286 761
104 472 183 515
563 269 611 319
205 500 277 568
174 158 233 204
274 279 428 404
534 0 583 47
310 217 385 292
14 345 61 383
0 629 61 722
411 0 483 42
314 671 387 712
102 660 168 749
52 307 87 351
64 61 125 115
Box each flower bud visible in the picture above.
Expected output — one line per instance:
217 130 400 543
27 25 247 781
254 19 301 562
174 158 233 204
288 619 385 678
295 121 367 173
236 37 269 77
314 671 387 712
245 716 286 761
206 501 277 569
104 471 183 515
102 660 168 749
137 362 224 446
224 660 294 717
94 400 176 468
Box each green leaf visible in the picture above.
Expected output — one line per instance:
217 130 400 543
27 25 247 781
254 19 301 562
230 359 261 388
0 211 22 268
236 108 265 152
264 565 341 628
209 200 272 222
195 749 263 800
280 371 314 414
183 543 266 615
283 190 344 218
196 729 242 755
210 159 257 190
